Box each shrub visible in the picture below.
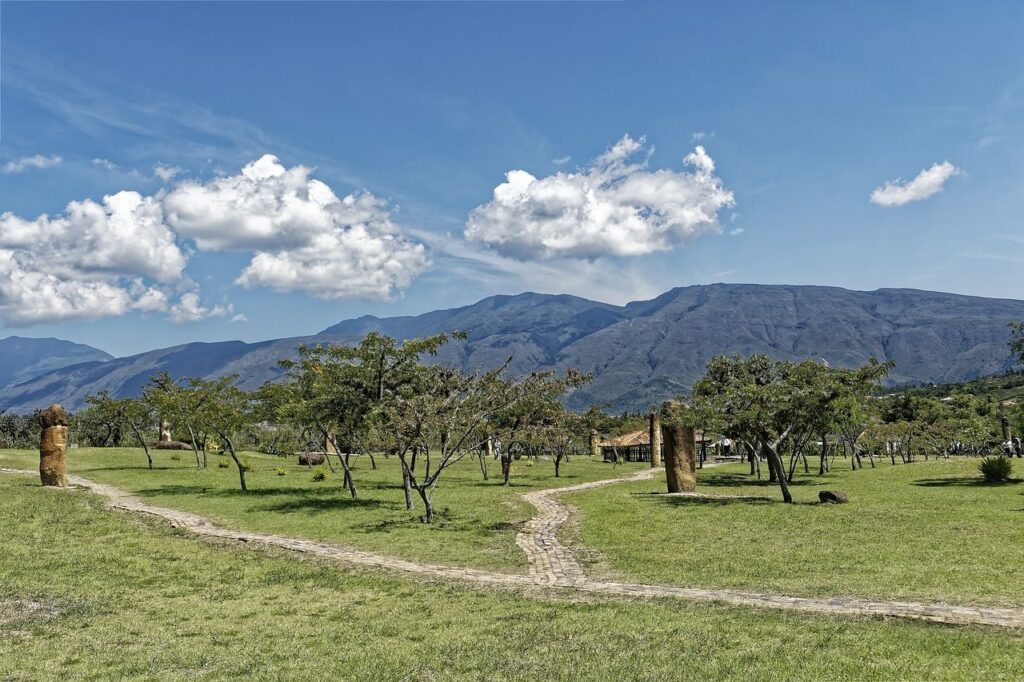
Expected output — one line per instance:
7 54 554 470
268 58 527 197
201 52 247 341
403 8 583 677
276 467 287 477
169 454 182 461
311 467 329 482
239 457 255 472
979 456 1012 483
217 459 230 469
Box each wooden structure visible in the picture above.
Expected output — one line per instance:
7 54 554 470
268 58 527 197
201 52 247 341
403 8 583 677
600 429 662 462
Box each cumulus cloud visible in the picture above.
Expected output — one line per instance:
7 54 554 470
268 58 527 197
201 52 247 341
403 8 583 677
165 154 429 299
92 158 119 172
3 154 62 174
168 292 232 323
0 191 187 325
465 135 735 259
870 161 960 207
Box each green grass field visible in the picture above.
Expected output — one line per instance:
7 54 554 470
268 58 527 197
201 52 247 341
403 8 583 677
568 458 1024 607
0 447 646 572
3 472 1024 680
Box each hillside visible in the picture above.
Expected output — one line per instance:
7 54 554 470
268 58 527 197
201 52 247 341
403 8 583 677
2 284 1022 413
0 336 113 400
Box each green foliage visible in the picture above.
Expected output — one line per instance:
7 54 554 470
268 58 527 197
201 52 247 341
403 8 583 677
310 467 329 482
979 456 1013 482
239 457 255 472
217 459 230 469
276 466 287 476
170 454 182 461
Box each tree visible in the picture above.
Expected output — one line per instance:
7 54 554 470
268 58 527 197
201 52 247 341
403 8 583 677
381 364 562 522
146 371 217 468
83 391 156 468
189 376 254 491
693 355 891 502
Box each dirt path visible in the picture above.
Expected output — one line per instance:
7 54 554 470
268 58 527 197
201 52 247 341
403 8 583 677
4 465 1024 629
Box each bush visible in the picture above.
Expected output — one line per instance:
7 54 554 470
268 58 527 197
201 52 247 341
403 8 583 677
217 459 230 469
311 467 329 482
169 454 182 461
979 456 1012 482
239 457 255 472
275 467 287 477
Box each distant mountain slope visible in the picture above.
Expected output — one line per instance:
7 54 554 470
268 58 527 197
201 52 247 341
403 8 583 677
0 337 113 397
2 284 1022 413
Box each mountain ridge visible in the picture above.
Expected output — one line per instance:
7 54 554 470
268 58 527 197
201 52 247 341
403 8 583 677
2 283 1022 414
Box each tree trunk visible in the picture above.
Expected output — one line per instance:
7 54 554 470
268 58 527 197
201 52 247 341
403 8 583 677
764 445 792 503
554 454 562 477
479 438 491 481
417 486 434 524
223 435 247 492
188 426 202 468
128 420 153 469
501 452 512 486
819 437 828 475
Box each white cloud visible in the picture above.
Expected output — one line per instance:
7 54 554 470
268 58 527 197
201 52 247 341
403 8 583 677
0 192 187 325
552 155 571 165
229 313 248 323
92 158 119 172
153 163 183 182
465 135 735 260
168 292 231 323
165 154 429 299
2 154 62 174
870 161 960 207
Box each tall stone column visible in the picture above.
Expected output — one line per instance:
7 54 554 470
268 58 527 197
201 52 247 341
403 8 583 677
39 404 69 487
159 420 173 443
589 429 601 459
648 412 662 467
660 401 696 493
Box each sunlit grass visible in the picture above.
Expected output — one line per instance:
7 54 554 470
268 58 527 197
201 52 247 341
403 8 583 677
2 474 1023 680
0 447 644 572
568 458 1024 606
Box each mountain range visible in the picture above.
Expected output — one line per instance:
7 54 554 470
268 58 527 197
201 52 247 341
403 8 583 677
2 284 1023 414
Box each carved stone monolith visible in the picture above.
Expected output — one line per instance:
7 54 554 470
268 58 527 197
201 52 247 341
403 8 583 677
39 404 70 487
159 420 173 443
649 412 662 467
589 429 601 459
660 401 696 493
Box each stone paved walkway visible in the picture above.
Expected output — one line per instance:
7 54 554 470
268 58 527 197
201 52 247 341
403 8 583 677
4 465 1024 629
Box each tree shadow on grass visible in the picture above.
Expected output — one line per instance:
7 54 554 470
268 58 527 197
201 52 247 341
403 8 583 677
913 478 1023 487
134 484 383 512
630 491 776 507
256 495 383 513
699 473 819 489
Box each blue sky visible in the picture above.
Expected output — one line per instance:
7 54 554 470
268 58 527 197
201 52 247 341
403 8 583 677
1 1 1022 357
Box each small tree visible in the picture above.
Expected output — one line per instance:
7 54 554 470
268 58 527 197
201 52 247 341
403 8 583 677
191 376 253 491
84 391 156 468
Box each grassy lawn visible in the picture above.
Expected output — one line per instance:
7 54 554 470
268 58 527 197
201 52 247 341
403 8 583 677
2 474 1024 680
568 458 1024 607
0 447 645 572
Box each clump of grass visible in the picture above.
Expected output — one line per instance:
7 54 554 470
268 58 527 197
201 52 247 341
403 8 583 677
169 454 182 461
239 457 255 472
311 467 329 482
979 456 1012 483
275 467 287 477
217 459 230 469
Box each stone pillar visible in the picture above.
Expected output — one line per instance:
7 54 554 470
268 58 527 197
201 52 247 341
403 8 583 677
648 412 662 467
589 429 601 459
660 402 696 493
39 404 70 487
159 420 173 443
1000 402 1012 446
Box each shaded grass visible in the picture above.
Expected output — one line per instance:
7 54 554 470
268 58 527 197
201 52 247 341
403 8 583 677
568 459 1024 607
0 447 644 572
2 474 1023 680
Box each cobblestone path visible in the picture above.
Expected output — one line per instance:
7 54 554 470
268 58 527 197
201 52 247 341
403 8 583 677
4 465 1024 629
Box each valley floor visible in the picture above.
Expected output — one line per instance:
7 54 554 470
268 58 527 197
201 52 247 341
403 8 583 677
2 448 1023 679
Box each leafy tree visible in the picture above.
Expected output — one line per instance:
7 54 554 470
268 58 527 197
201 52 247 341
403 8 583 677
83 391 156 468
189 376 254 491
693 355 891 502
